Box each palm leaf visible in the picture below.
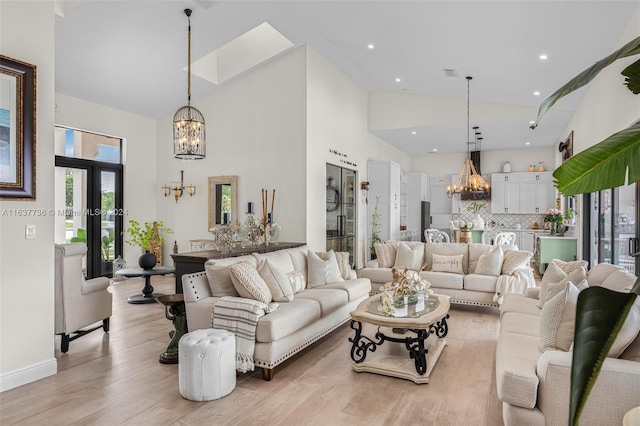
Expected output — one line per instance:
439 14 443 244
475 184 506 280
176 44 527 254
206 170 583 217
570 279 640 425
552 121 640 195
622 58 640 94
530 36 640 129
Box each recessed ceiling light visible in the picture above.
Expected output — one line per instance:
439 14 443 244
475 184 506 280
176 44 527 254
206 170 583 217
529 120 535 125
533 91 540 96
433 148 438 152
411 131 417 135
367 44 375 50
395 78 401 83
539 54 548 60
525 142 531 146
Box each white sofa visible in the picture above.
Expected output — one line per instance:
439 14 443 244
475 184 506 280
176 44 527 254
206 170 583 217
358 241 535 307
497 263 640 425
182 245 371 380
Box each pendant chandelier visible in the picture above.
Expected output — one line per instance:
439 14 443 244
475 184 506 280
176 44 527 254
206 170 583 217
173 8 206 160
446 76 490 198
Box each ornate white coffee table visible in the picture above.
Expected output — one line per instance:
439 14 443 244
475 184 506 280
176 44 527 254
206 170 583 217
349 293 450 384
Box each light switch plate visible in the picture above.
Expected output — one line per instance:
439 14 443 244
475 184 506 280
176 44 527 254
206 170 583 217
25 224 36 239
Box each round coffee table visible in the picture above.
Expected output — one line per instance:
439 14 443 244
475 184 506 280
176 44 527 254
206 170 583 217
114 266 175 304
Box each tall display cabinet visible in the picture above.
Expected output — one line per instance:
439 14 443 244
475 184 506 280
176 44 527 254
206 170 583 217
326 163 357 266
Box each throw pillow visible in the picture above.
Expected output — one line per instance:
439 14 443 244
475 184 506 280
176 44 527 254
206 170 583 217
257 259 294 302
501 250 533 275
393 241 424 271
608 298 640 357
474 245 504 277
537 263 587 309
229 261 272 304
431 254 464 274
307 250 344 287
374 242 399 268
551 259 589 274
286 271 306 293
316 251 351 280
539 280 588 352
204 262 240 297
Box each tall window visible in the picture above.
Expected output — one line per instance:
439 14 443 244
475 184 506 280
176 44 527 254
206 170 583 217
54 127 123 278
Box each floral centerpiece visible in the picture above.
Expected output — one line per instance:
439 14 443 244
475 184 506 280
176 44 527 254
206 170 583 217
450 219 474 231
378 267 433 316
123 220 172 269
544 208 564 235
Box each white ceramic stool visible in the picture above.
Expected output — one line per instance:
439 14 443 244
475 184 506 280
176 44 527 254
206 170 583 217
179 329 236 401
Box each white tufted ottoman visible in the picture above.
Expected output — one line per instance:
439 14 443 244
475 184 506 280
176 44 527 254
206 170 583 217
179 329 236 401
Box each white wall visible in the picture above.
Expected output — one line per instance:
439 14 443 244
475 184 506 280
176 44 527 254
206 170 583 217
156 46 308 263
0 1 57 390
55 94 158 267
306 47 410 267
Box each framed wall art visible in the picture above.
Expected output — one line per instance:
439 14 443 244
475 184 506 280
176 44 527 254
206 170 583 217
0 55 36 200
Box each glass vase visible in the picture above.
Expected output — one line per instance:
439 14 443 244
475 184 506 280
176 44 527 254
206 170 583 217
549 222 557 236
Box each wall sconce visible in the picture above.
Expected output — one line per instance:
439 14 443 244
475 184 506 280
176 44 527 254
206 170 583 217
162 170 195 203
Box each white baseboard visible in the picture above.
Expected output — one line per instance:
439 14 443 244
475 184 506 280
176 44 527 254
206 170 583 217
0 358 57 392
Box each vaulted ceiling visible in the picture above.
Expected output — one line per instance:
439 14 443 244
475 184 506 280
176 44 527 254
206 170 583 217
55 1 639 155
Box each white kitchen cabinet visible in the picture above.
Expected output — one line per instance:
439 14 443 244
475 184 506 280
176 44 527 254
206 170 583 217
368 161 402 241
520 231 535 252
491 173 522 213
429 176 452 214
520 172 555 213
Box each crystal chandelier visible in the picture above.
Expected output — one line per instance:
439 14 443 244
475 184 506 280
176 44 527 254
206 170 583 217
173 9 206 160
447 76 490 198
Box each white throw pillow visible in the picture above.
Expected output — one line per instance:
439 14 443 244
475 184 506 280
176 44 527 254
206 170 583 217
374 242 399 268
474 245 504 277
316 251 352 280
551 258 589 274
229 261 272 304
257 259 294 302
286 271 306 293
537 264 587 309
393 241 424 271
431 254 464 274
539 280 588 352
608 297 640 357
307 250 344 287
501 250 533 275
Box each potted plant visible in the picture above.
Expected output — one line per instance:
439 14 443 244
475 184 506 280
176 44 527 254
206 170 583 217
467 201 487 229
123 220 173 269
564 208 575 226
531 35 640 425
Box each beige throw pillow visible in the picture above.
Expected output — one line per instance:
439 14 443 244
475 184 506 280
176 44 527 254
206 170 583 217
229 261 272 304
374 242 398 268
431 254 464 274
551 259 589 274
317 251 351 280
393 241 424 271
537 264 587 309
308 250 344 287
501 250 533 275
204 262 240 297
475 245 504 277
257 259 294 302
539 280 588 352
608 297 640 357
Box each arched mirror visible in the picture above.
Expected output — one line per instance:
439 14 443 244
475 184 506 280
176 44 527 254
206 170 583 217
208 176 238 229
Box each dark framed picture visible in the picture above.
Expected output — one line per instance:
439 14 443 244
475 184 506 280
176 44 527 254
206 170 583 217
0 55 37 200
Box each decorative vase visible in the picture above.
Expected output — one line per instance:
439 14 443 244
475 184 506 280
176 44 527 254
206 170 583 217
528 165 536 172
474 214 485 230
549 222 557 236
459 230 473 243
568 218 575 226
138 250 157 270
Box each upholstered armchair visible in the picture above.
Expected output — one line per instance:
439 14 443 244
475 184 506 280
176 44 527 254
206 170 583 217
54 243 112 353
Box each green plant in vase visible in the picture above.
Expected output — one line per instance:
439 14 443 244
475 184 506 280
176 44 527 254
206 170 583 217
531 35 640 425
123 220 172 268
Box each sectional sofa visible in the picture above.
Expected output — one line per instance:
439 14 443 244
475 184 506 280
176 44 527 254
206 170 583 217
182 245 371 380
497 262 640 425
358 241 536 307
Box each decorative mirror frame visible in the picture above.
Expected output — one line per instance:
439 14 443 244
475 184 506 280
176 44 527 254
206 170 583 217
208 175 238 229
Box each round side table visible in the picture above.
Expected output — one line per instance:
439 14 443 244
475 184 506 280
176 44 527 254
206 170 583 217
114 266 175 304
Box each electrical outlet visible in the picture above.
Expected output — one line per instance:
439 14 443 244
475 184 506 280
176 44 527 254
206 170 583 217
25 224 36 239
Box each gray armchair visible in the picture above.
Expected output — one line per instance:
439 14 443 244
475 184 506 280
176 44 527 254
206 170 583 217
55 243 112 353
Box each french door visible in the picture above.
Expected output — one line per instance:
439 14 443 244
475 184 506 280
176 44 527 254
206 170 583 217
584 182 639 276
54 157 123 278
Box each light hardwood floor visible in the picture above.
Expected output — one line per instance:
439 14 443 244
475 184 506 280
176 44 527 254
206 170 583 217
0 276 504 425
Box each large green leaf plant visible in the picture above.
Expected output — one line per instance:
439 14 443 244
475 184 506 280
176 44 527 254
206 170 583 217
531 35 640 426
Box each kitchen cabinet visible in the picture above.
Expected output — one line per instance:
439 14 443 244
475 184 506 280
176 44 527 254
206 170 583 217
520 172 555 213
368 161 402 241
534 236 578 274
491 173 522 213
520 231 535 253
429 176 452 214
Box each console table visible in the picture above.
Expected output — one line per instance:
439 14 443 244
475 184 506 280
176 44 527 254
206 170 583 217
170 242 305 293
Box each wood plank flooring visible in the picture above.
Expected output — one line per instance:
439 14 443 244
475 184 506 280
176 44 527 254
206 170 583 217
0 276 504 425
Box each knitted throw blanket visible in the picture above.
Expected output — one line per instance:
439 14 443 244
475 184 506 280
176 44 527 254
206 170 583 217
212 296 278 373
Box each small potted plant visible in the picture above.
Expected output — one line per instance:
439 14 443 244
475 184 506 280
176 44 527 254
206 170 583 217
467 201 487 229
564 208 575 226
123 220 173 269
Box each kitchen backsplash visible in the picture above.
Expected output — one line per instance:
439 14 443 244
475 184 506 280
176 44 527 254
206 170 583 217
453 199 546 230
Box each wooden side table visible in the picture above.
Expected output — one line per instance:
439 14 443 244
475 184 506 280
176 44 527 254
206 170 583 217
156 294 187 364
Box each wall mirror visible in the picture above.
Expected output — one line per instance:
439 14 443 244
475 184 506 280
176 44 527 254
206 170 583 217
208 176 238 229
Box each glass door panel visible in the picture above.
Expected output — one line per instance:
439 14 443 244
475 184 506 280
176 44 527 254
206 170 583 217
101 171 116 276
614 183 637 275
55 167 88 275
326 164 357 267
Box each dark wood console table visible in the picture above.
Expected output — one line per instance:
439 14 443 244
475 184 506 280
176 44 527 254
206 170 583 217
170 242 305 293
